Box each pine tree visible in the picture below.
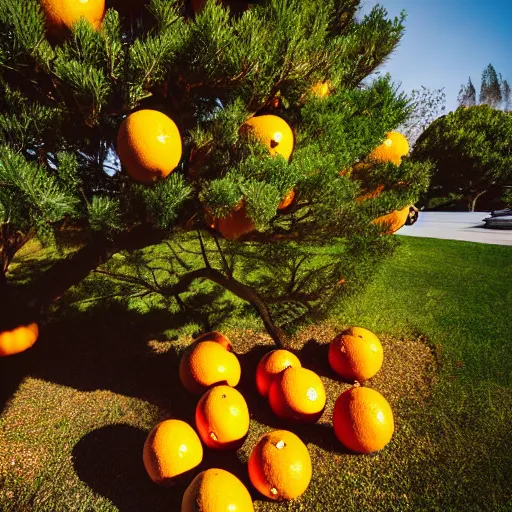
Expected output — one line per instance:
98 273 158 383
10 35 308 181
501 79 511 111
479 64 502 108
457 77 476 107
0 0 430 345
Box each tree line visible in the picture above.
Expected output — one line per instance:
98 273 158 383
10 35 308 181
458 63 511 111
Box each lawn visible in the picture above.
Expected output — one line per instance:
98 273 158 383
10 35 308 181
0 236 511 511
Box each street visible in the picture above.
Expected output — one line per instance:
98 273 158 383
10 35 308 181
396 211 512 246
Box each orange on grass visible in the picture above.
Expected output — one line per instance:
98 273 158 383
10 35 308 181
372 204 411 234
193 331 232 351
143 419 203 484
0 323 39 357
268 367 326 423
195 385 249 449
179 341 241 395
241 115 294 161
333 386 394 453
278 189 295 210
40 0 105 37
367 131 409 166
216 204 255 240
117 109 182 184
248 429 312 501
328 326 383 382
182 468 254 512
255 349 301 398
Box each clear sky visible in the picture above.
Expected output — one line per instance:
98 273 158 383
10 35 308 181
359 0 512 113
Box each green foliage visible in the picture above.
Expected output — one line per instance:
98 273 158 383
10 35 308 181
136 173 193 230
0 0 430 332
412 105 512 210
87 196 123 236
0 146 79 241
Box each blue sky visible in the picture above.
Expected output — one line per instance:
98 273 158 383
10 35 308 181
359 0 512 113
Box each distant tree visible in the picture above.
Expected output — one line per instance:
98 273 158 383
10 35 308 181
399 86 446 146
457 77 476 107
412 105 512 211
479 64 502 108
502 79 511 111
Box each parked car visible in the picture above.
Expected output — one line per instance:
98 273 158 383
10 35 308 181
483 208 512 229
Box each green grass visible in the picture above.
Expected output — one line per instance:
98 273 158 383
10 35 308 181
0 236 511 511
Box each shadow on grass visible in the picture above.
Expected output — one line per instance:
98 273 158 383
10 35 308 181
0 290 237 415
72 424 183 512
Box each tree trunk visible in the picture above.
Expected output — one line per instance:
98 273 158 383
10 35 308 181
169 267 287 347
16 224 167 313
469 190 487 212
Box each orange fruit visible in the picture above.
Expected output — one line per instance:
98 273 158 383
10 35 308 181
40 0 105 37
0 323 39 357
333 386 394 453
311 81 331 98
193 331 232 351
179 341 241 395
367 131 409 166
248 429 312 501
117 109 182 184
216 204 255 240
268 367 326 423
255 349 301 398
372 205 411 234
181 468 254 512
356 183 385 203
328 326 383 382
143 419 203 484
241 115 294 161
195 385 250 449
278 189 295 210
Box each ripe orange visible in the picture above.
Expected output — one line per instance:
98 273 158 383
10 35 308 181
333 386 394 453
278 189 295 210
193 331 232 351
367 131 409 166
195 385 249 449
181 468 254 512
248 429 312 501
117 109 182 184
328 326 383 382
372 205 411 234
40 0 105 37
255 349 301 398
142 419 203 484
268 367 326 423
216 204 255 240
179 341 241 395
241 115 294 161
0 323 39 357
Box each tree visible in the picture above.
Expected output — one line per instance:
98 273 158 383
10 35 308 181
479 64 502 108
0 0 430 346
399 86 446 146
412 105 512 211
457 77 476 108
501 79 511 111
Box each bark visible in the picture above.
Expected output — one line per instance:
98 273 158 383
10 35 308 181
470 190 487 211
168 267 287 347
17 224 167 312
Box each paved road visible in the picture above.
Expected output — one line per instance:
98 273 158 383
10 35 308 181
396 211 512 246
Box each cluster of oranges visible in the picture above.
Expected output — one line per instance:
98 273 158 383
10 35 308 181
143 327 394 510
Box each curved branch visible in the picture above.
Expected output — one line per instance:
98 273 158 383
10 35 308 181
162 267 287 347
